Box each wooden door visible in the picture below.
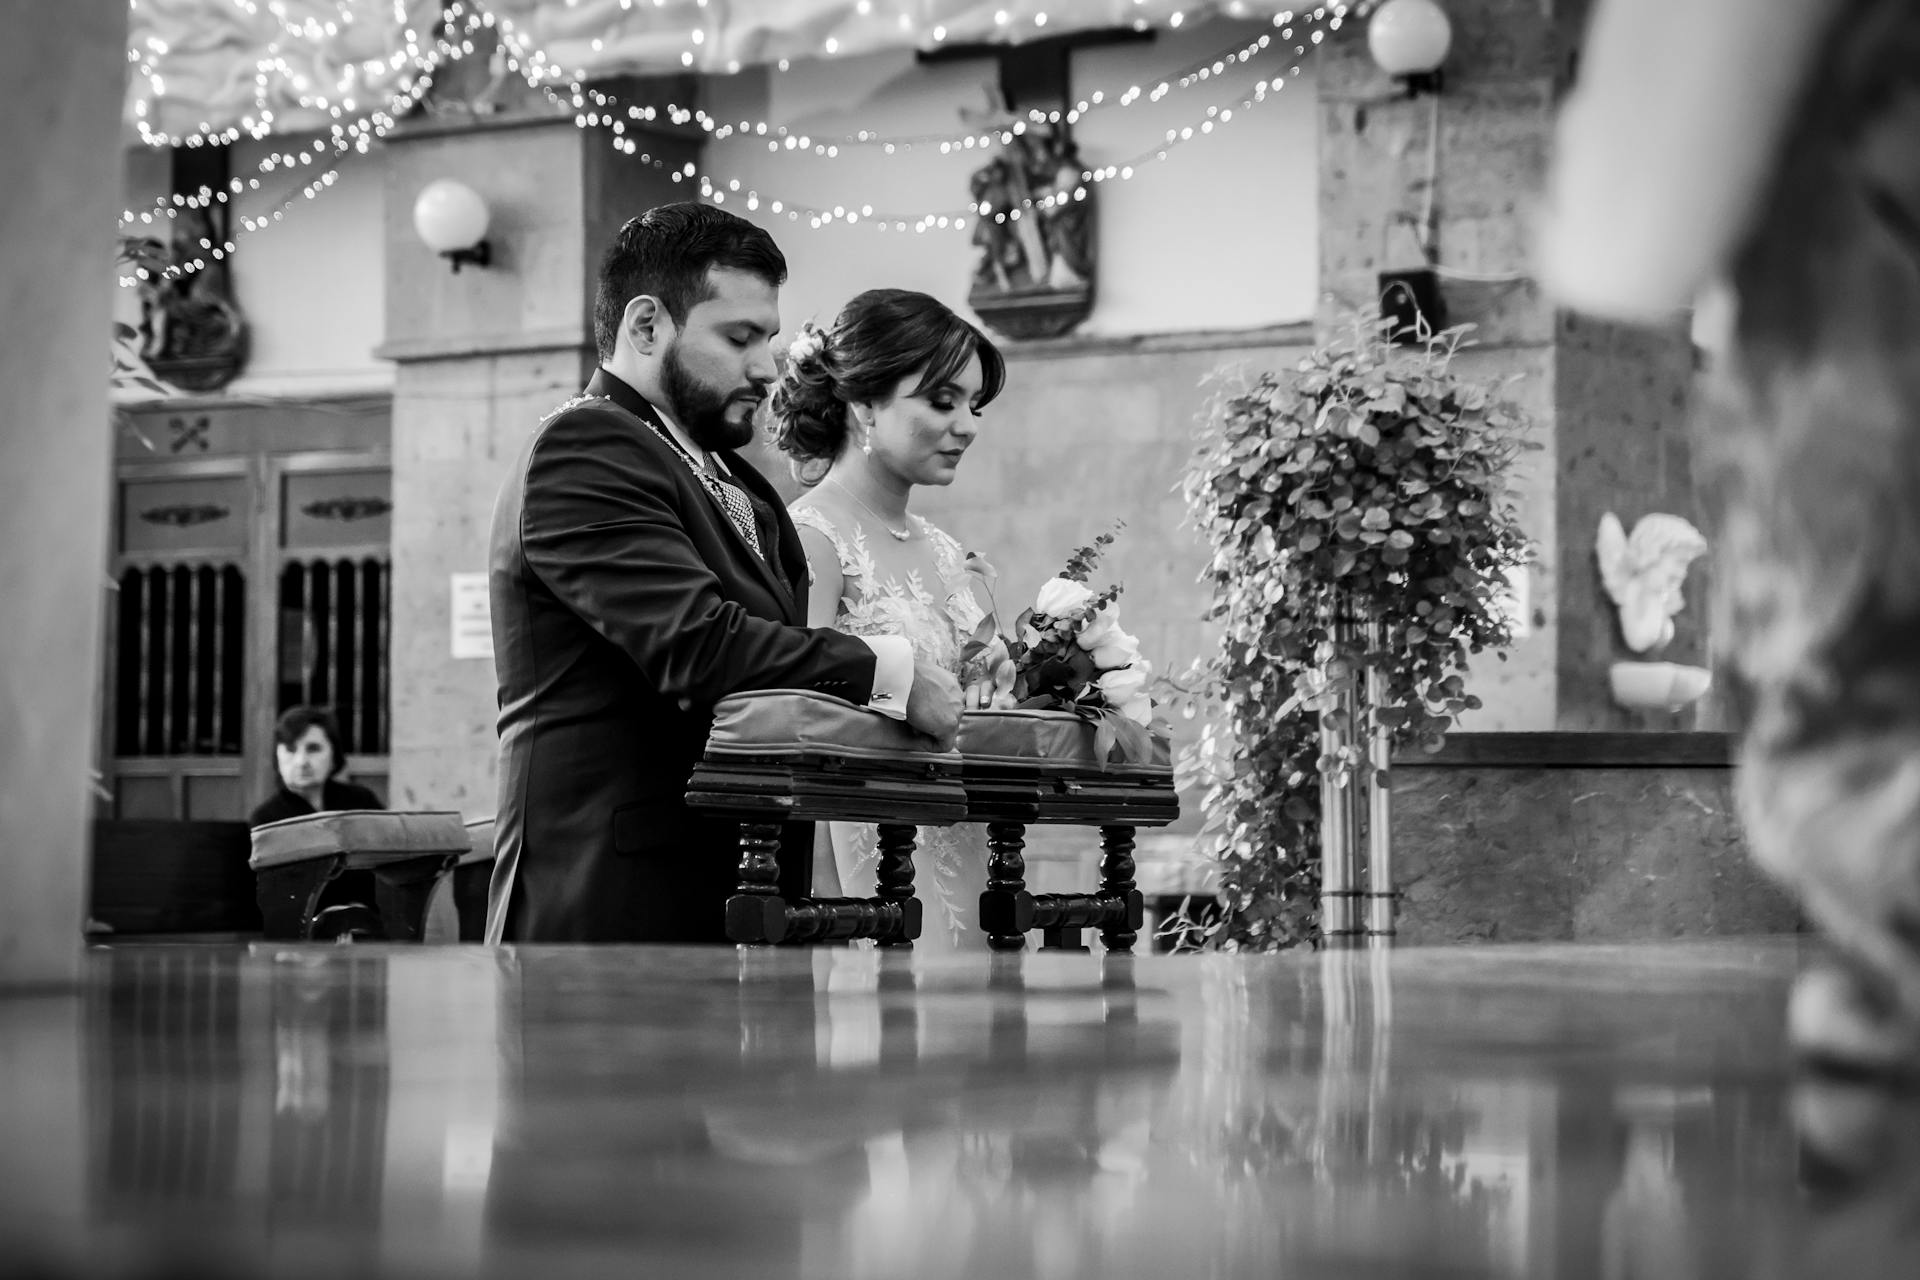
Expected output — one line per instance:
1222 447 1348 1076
105 400 391 820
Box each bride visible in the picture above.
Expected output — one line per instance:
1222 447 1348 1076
768 288 1009 952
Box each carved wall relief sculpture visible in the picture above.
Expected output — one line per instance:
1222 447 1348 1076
966 109 1095 341
136 203 249 393
1596 511 1712 713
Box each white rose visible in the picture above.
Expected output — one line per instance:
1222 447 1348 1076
1075 603 1121 651
1097 665 1152 722
1089 628 1142 671
1034 577 1094 619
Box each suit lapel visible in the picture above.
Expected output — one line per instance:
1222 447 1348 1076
584 368 802 624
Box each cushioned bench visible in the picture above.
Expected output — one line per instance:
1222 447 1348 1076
685 690 969 946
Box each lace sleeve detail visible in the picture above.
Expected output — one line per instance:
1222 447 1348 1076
790 504 872 609
923 521 987 637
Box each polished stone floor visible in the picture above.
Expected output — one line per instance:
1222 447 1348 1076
2 937 1917 1278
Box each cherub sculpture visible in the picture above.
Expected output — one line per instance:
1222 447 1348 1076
1595 512 1708 653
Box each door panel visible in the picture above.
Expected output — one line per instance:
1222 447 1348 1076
282 470 392 549
115 776 174 820
120 476 249 556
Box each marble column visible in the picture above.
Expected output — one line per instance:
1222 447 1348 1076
1317 0 1702 731
0 0 127 986
379 111 698 814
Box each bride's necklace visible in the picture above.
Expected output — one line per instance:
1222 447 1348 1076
826 474 913 542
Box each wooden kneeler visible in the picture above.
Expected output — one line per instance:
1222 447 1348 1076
958 710 1180 953
686 690 967 946
249 810 470 942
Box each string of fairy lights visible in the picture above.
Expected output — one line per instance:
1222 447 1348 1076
549 21 1320 233
552 18 1311 162
119 1 1350 286
118 3 493 286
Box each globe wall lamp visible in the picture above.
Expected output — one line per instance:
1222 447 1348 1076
413 179 492 272
1368 0 1452 96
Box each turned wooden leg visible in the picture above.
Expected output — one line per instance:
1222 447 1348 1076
981 820 1033 951
873 822 922 947
1098 824 1144 953
724 822 788 944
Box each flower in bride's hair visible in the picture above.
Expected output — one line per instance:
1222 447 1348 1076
787 323 827 365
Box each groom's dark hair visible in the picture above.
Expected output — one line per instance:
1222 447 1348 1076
594 203 787 362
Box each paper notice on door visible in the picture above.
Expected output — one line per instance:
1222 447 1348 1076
450 572 493 660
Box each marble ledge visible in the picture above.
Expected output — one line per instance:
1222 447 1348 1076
375 327 593 364
996 321 1315 362
1396 731 1735 769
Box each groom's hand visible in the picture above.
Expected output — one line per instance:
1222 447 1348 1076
905 656 964 748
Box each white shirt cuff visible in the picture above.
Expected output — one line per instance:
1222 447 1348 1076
860 636 915 720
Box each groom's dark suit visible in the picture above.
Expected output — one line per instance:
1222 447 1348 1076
485 368 878 943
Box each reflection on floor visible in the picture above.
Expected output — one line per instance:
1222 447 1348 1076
1 938 1916 1277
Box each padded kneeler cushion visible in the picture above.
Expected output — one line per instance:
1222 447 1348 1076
956 708 1173 777
249 810 471 870
704 689 957 767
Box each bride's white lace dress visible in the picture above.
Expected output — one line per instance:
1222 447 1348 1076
791 506 991 953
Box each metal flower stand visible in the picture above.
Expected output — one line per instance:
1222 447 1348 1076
1318 619 1397 950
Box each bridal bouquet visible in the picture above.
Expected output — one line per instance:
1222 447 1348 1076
963 526 1167 764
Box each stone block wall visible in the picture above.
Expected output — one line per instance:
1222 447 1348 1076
383 115 695 817
387 347 593 814
1317 0 1707 732
1391 734 1799 944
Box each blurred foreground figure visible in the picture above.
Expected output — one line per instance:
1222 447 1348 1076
1542 0 1920 1174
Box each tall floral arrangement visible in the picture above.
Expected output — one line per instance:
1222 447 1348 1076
1173 317 1536 949
965 526 1168 764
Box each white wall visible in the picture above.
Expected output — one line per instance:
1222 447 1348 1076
117 130 391 397
704 15 1317 338
112 20 1318 397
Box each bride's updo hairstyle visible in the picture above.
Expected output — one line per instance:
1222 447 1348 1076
770 288 1007 484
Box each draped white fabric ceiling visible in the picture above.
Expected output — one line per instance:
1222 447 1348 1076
126 0 1311 138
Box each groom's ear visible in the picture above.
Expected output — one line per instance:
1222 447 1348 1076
623 295 670 355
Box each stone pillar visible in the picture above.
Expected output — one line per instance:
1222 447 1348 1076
0 0 126 986
1317 0 1702 731
380 112 698 815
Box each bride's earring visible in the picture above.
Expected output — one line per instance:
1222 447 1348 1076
857 413 874 457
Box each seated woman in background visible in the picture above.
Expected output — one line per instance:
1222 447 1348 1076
248 706 382 827
249 706 386 940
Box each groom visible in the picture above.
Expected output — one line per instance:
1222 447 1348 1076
485 202 962 943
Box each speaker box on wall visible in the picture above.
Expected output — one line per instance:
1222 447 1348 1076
1379 268 1446 345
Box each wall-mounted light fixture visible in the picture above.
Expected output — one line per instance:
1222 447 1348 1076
1368 0 1452 96
413 179 492 272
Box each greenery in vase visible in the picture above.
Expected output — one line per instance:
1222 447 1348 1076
1170 315 1537 950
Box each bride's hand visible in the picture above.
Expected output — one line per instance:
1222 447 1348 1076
964 679 1018 710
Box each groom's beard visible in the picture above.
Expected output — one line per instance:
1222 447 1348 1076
661 340 759 452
